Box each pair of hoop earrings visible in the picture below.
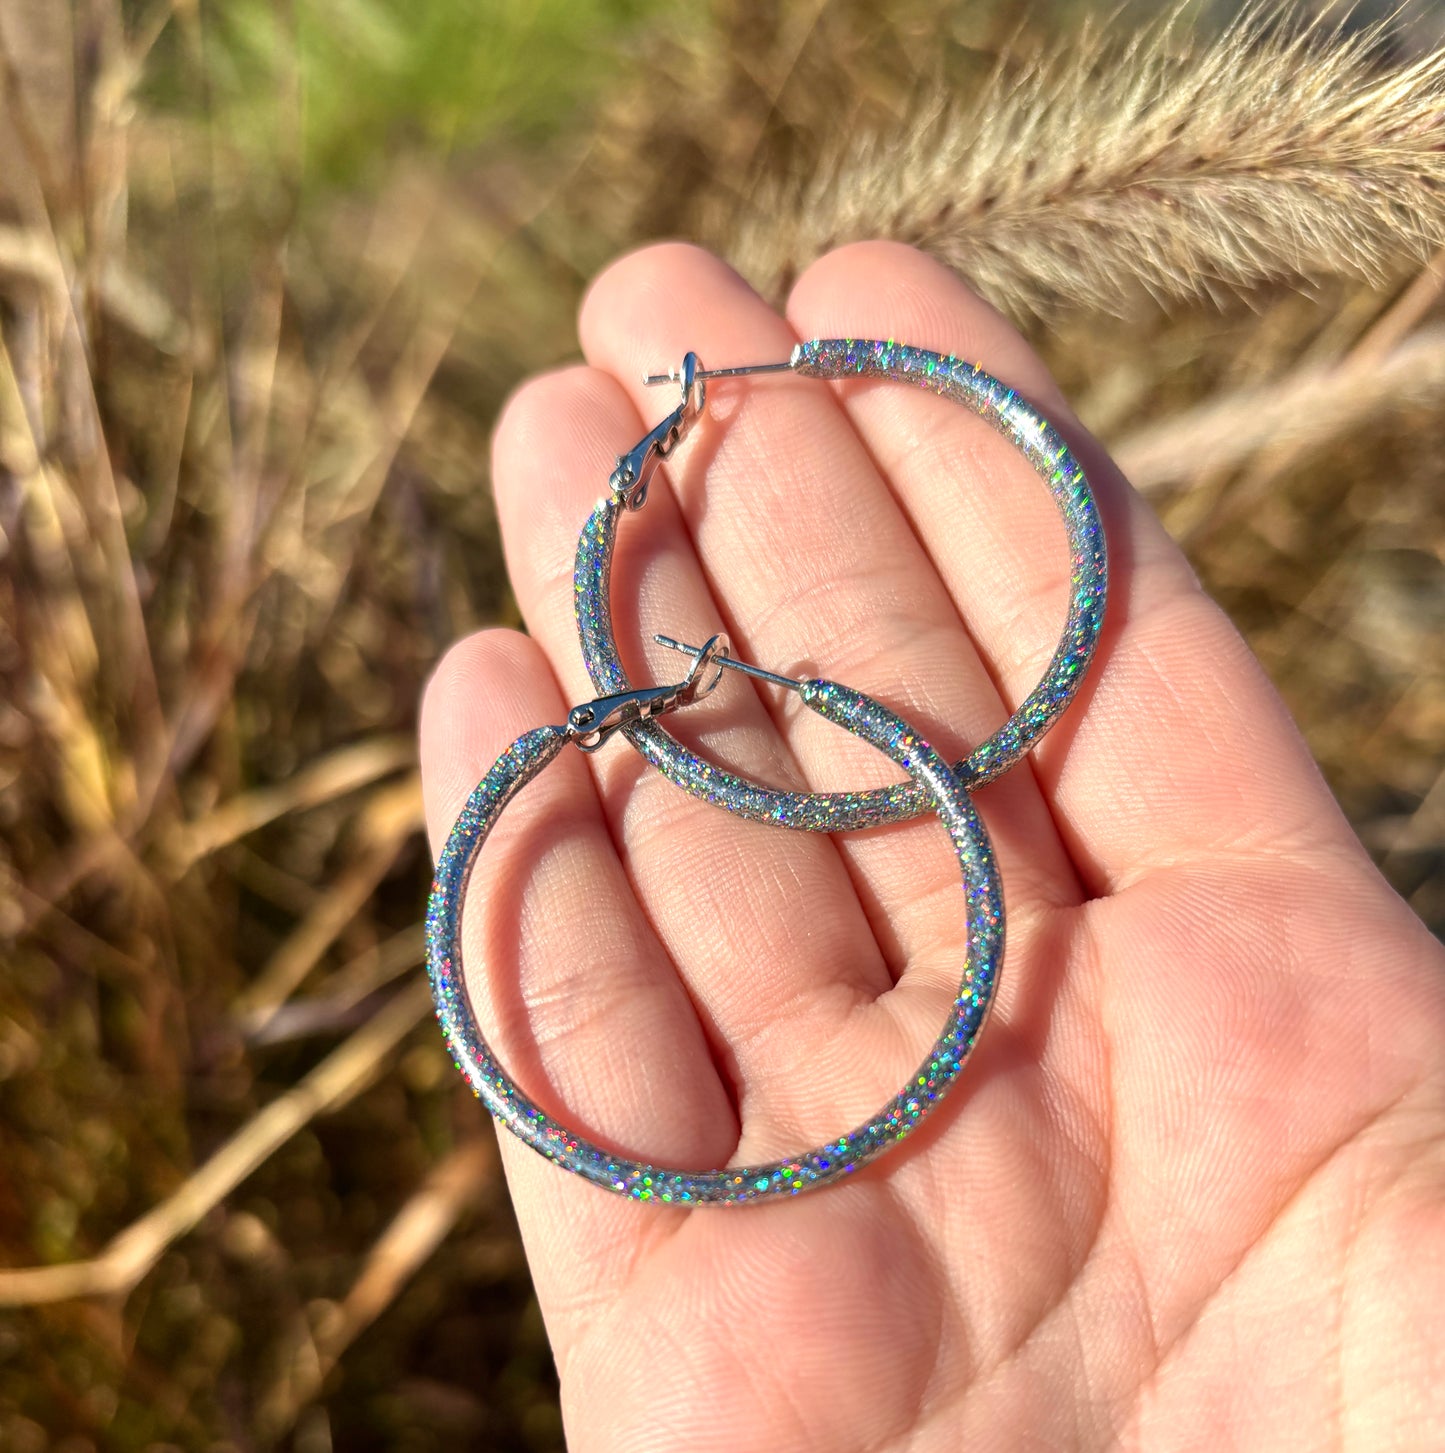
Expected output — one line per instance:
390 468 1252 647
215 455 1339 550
426 338 1107 1205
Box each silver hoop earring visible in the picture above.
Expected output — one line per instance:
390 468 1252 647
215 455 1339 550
426 634 1004 1205
575 340 1107 832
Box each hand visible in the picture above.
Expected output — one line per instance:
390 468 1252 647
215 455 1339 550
419 242 1445 1451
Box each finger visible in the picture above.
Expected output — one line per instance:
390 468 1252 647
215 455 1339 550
419 628 734 1353
576 243 1080 998
489 364 895 1089
785 241 1359 895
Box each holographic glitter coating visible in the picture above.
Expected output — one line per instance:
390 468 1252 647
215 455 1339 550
575 337 1107 832
426 685 1004 1204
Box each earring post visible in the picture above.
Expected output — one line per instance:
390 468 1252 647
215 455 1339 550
654 634 802 693
642 360 796 388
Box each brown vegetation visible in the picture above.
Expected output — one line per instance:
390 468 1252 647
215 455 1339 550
0 1 1440 1446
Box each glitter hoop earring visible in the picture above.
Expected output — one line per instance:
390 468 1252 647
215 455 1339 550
575 340 1107 832
427 633 1003 1205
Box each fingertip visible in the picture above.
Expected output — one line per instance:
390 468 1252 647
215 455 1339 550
491 363 624 482
578 240 776 376
786 240 1072 415
490 363 638 608
419 628 565 858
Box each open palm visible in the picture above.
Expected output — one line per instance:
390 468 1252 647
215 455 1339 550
420 243 1444 1451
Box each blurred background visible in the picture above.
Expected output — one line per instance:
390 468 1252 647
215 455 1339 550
0 1 1441 1448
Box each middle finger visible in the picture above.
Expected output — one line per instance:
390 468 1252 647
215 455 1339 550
577 243 1081 984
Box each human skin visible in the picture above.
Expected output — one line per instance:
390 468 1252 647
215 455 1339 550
418 241 1445 1451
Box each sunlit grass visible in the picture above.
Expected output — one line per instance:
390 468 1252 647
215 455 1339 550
0 1 1439 1448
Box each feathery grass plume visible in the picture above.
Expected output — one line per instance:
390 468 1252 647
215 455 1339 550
731 2 1445 316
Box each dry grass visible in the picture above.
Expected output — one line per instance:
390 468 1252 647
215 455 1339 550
732 3 1445 314
0 1 1440 1448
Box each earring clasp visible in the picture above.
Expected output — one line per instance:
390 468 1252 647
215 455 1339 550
609 352 707 511
611 346 801 512
565 631 730 751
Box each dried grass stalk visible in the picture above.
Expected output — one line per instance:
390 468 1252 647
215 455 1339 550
275 1137 497 1422
325 1136 494 1351
1114 324 1445 491
735 4 1445 316
245 924 428 1045
0 980 432 1307
1382 764 1445 869
235 775 424 1023
166 734 415 873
